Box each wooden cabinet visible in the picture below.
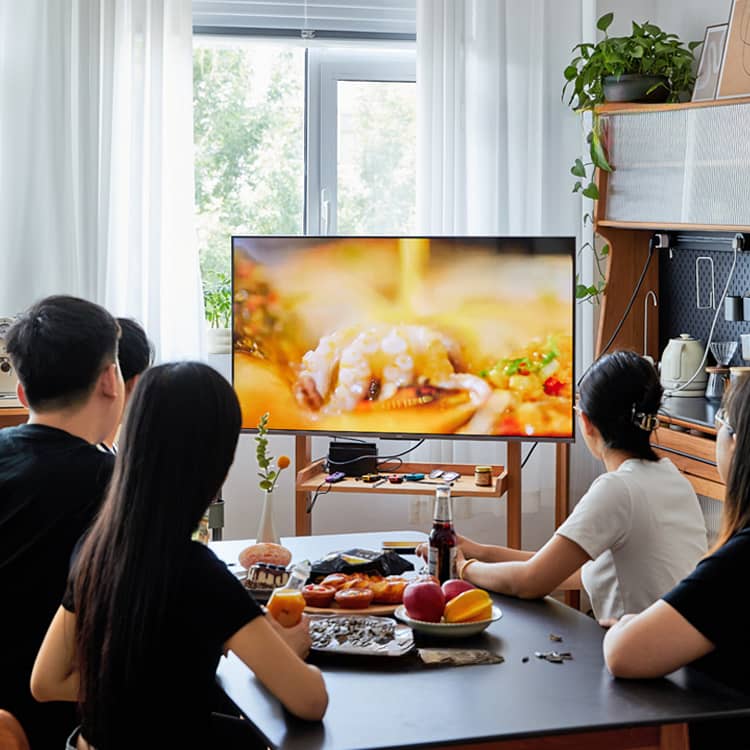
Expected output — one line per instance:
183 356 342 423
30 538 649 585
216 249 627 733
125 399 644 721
593 99 750 502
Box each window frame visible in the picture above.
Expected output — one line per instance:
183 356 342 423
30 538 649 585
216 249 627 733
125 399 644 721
305 46 416 235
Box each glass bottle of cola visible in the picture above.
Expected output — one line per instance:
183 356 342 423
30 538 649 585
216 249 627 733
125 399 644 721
428 484 457 583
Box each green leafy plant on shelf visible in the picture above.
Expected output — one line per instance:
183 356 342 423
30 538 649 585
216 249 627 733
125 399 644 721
202 271 232 329
562 12 702 303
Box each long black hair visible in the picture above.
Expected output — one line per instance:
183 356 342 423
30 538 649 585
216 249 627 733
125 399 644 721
578 349 662 461
73 362 242 746
715 373 750 549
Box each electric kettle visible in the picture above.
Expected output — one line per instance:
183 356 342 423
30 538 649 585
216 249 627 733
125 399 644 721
659 334 708 397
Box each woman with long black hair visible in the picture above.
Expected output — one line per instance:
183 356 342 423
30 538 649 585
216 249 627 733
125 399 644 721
31 362 327 749
423 350 708 622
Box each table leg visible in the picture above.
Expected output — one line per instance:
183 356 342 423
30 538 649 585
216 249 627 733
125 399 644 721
295 436 312 536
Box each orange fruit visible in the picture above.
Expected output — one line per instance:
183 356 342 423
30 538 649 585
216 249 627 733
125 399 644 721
443 588 493 623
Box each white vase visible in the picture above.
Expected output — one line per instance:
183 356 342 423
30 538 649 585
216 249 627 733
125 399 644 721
256 490 280 544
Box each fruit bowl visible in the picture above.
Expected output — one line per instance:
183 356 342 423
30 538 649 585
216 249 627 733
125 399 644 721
394 605 502 638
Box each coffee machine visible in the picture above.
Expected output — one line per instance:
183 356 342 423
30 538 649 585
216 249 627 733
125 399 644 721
0 317 21 407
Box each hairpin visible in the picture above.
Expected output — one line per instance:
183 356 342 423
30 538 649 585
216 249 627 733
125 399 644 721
631 404 659 432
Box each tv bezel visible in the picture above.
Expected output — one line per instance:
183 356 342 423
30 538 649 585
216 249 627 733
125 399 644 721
231 234 576 444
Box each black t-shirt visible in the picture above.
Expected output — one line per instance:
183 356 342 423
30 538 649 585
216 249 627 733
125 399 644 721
63 541 263 749
663 527 750 695
0 423 115 748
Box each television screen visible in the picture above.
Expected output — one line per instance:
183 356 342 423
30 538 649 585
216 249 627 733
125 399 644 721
232 236 574 441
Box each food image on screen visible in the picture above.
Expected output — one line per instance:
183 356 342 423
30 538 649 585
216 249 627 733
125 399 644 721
232 236 574 440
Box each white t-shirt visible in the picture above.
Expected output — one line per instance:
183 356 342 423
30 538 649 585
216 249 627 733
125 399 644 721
556 458 707 621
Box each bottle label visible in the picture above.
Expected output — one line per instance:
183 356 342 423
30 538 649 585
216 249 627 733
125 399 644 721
428 544 457 582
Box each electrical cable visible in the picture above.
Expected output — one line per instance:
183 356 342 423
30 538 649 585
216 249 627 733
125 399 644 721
306 478 331 514
576 235 657 389
521 443 537 469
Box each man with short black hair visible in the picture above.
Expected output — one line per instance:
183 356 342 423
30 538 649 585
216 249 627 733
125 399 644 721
0 295 124 749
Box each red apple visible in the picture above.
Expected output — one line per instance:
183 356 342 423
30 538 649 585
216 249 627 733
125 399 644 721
403 581 445 622
441 578 476 602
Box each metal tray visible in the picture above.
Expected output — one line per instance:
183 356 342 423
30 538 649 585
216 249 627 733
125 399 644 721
308 614 414 656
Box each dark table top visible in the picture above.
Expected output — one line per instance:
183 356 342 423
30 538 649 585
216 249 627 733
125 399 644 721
212 532 750 750
660 396 719 431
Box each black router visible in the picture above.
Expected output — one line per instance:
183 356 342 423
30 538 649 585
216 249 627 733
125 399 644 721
326 441 378 477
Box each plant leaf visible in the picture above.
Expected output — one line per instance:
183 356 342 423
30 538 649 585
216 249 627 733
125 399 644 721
582 182 600 200
570 158 587 177
576 284 590 299
600 243 610 256
597 12 614 32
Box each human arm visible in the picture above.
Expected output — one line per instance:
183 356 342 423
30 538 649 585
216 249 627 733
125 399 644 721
225 615 328 721
458 533 587 598
416 535 535 564
30 606 80 702
603 601 714 678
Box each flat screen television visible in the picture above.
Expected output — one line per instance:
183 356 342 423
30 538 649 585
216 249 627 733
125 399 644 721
232 236 574 441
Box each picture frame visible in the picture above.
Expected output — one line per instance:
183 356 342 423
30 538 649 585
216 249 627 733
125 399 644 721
692 23 728 101
717 0 750 99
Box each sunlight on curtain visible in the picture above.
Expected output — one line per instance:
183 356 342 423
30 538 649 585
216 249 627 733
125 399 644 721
0 0 203 361
416 0 585 541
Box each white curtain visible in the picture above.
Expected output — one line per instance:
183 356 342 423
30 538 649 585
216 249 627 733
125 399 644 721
416 0 586 524
0 0 203 361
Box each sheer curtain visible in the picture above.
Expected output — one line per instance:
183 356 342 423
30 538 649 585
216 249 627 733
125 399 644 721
416 0 587 542
0 0 203 361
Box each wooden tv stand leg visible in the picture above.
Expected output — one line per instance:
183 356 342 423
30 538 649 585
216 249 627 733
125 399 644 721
506 442 522 549
295 436 312 536
554 442 579 609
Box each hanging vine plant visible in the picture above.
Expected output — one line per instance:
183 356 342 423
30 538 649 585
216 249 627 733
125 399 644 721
562 12 702 303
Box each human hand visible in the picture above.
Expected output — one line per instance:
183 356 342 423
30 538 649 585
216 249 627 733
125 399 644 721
266 611 312 659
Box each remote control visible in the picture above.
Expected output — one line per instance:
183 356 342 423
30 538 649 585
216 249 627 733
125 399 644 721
404 472 425 481
428 469 444 479
441 471 461 482
325 471 346 483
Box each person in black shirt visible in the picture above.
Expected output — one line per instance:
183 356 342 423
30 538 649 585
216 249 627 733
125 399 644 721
99 317 154 454
31 362 328 750
0 295 124 749
603 373 750 746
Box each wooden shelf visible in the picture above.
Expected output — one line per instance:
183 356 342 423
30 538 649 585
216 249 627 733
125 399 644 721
296 459 508 498
597 97 750 115
597 220 750 232
0 407 27 429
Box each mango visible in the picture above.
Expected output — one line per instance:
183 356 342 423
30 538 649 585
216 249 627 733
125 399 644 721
443 588 493 623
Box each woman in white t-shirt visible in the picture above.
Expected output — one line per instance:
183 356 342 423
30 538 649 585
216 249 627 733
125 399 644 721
446 350 708 622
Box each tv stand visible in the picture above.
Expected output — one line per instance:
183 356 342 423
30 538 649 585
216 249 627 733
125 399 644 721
293 435 571 555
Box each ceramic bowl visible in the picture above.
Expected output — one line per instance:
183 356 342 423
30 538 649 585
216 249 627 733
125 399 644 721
394 605 502 638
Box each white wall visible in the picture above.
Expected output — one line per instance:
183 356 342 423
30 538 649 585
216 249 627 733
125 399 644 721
598 0 732 48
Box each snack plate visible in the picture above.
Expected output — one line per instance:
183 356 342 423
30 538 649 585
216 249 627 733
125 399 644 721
304 602 399 616
394 605 502 638
308 614 414 656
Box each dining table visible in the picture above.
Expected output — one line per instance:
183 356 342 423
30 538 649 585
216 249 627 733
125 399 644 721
211 531 750 750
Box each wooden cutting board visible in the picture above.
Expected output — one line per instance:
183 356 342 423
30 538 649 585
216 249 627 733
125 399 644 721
304 603 399 616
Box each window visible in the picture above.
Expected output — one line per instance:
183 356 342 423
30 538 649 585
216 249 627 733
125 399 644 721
193 37 416 290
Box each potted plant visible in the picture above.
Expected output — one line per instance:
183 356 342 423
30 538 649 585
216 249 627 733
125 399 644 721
203 271 232 354
562 13 702 303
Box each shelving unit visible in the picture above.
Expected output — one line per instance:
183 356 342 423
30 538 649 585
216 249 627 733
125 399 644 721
593 98 750 502
297 460 508 498
294 434 572 558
